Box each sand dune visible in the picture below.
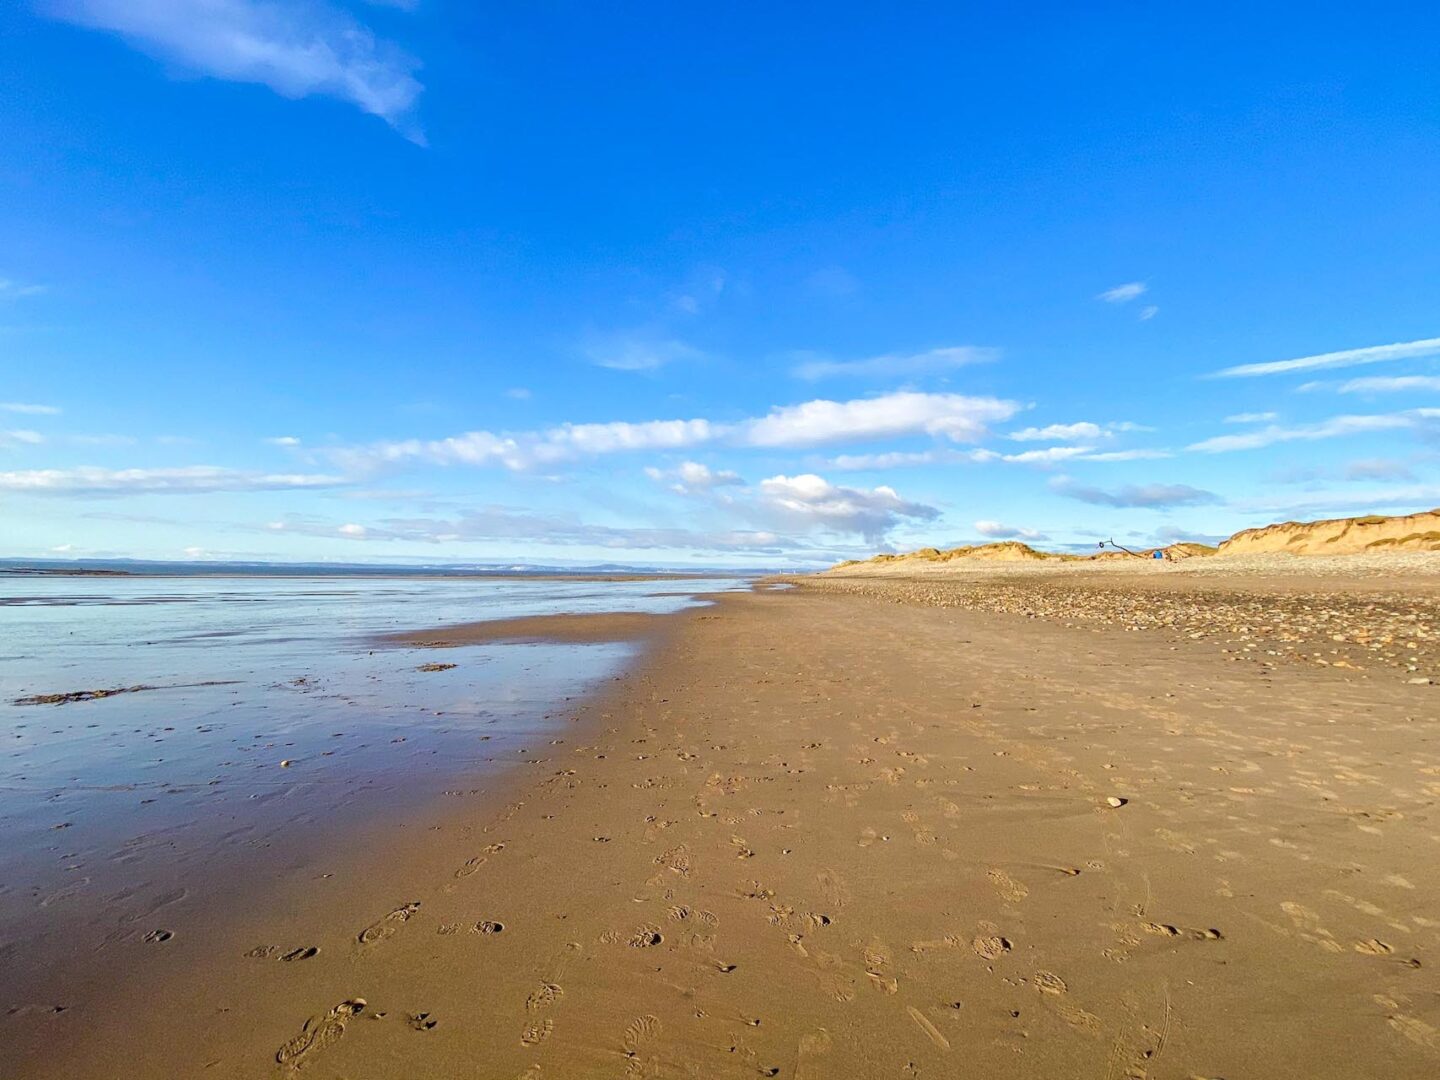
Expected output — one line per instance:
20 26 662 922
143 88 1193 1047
831 508 1440 573
1217 507 1440 555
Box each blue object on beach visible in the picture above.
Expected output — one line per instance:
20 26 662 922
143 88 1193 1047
1153 550 1164 559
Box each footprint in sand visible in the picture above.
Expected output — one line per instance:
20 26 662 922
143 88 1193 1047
408 1011 438 1031
794 1029 833 1080
359 902 421 944
275 998 366 1069
817 869 851 909
281 946 319 961
526 982 564 1012
987 869 1029 903
474 920 505 935
623 1014 661 1054
455 843 506 879
142 929 173 943
1033 971 1068 995
627 924 663 948
972 934 1011 960
520 1017 553 1046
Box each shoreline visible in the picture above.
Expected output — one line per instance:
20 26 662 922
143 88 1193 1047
7 575 1440 1078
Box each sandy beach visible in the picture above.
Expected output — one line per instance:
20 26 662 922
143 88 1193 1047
3 565 1436 1078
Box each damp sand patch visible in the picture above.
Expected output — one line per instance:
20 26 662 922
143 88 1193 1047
378 610 677 648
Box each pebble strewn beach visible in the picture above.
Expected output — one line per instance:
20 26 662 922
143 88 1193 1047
798 567 1440 681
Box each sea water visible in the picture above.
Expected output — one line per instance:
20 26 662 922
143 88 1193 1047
0 573 745 936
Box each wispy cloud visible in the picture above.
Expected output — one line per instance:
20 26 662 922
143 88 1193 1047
1098 282 1146 304
1138 305 1159 321
0 279 47 300
580 329 703 371
1223 411 1277 424
1186 409 1440 453
268 508 827 558
1337 375 1440 394
1344 458 1415 482
332 391 1022 473
791 345 998 381
1007 421 1145 443
822 443 1170 470
1 429 46 448
0 401 60 415
1049 476 1221 509
1213 336 1440 378
44 0 425 140
974 520 1047 541
1236 485 1440 516
644 460 743 496
0 465 348 494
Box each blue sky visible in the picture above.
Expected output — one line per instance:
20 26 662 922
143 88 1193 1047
3 1 1439 567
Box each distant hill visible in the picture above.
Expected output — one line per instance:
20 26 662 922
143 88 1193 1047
828 508 1440 572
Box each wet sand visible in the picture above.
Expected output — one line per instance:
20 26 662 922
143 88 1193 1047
6 574 1440 1078
382 609 679 647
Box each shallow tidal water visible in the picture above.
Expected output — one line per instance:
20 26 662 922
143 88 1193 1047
0 574 744 959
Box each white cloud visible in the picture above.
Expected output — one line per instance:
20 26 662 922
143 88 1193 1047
336 391 1021 473
1213 336 1440 378
1223 411 1277 424
791 345 998 381
1078 448 1173 462
1098 282 1146 304
823 449 973 470
756 474 939 544
44 0 425 140
1337 375 1440 394
1008 421 1106 443
974 520 1047 540
1186 410 1440 453
993 446 1092 464
1138 305 1159 321
743 392 1016 447
1049 476 1221 508
1 429 45 447
823 443 1170 470
0 402 60 415
644 460 743 496
0 465 349 494
505 387 533 400
338 522 367 537
1007 421 1148 443
580 330 702 371
265 435 301 446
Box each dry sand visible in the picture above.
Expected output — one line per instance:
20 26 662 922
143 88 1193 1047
5 572 1440 1078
